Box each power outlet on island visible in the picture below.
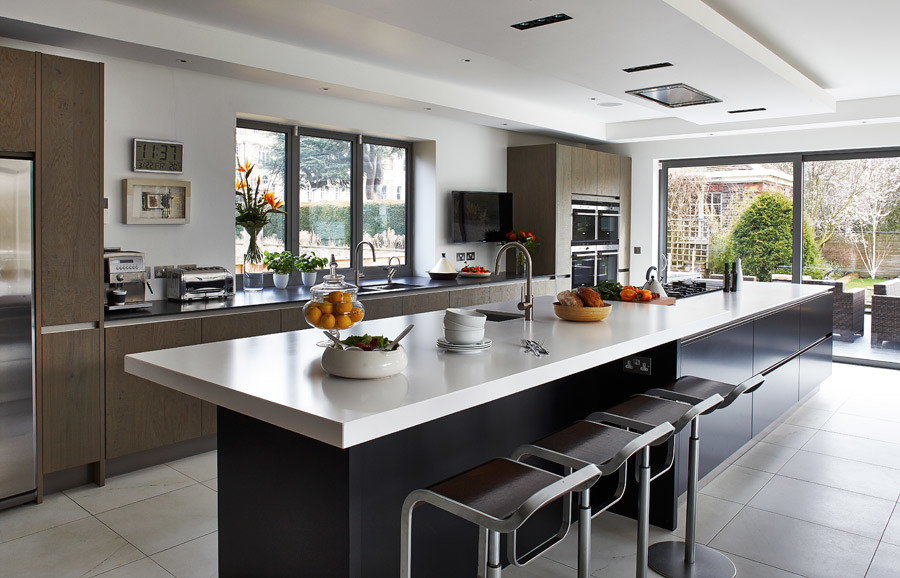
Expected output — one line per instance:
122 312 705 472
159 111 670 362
456 253 465 262
623 356 652 375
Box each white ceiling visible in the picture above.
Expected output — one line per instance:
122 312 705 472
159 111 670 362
1 0 898 142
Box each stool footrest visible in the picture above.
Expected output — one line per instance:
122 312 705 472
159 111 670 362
648 541 736 578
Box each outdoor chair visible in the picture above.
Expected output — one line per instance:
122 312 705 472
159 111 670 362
871 278 900 348
804 279 865 342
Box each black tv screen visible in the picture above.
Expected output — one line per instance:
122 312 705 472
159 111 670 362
451 191 513 243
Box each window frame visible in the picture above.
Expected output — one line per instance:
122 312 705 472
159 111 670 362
236 119 414 281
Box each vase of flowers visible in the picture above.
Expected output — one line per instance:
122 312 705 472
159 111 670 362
236 159 284 291
297 252 328 286
502 230 538 275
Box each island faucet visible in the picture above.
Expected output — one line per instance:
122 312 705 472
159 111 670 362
494 242 533 321
354 241 376 287
384 255 401 283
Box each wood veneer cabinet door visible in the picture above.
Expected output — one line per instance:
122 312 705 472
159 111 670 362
42 329 101 473
40 54 103 327
105 320 202 459
509 144 560 277
0 46 36 152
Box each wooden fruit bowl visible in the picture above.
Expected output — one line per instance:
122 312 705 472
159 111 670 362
552 302 612 322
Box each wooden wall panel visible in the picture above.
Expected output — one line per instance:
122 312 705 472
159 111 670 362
40 54 102 326
0 46 36 152
42 329 101 473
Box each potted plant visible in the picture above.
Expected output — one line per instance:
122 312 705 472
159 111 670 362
263 250 299 289
296 252 328 286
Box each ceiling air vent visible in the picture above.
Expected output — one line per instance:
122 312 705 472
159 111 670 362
623 62 673 73
728 107 767 114
511 13 572 31
626 83 721 108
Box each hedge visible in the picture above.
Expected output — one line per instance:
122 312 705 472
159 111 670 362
298 201 405 245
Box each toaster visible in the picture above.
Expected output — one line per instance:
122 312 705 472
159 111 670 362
166 266 235 301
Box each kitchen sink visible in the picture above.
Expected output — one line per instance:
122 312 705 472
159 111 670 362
358 282 423 293
476 309 525 322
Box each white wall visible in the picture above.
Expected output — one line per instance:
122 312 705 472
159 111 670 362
2 37 562 292
603 123 900 285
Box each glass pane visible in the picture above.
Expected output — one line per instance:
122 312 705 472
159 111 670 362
234 127 287 270
299 136 352 267
363 144 407 267
666 163 794 282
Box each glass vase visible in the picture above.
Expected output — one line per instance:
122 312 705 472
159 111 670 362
243 226 265 291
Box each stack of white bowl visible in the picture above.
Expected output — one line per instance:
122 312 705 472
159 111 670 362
443 308 486 344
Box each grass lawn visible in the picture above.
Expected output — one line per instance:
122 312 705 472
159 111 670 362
845 278 888 290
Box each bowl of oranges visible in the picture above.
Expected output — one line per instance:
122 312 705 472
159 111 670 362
303 268 365 337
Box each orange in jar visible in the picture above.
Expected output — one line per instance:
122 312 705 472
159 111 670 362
348 307 364 323
341 292 353 303
327 291 344 304
319 302 334 314
336 301 353 314
335 314 352 329
319 313 336 329
306 304 322 325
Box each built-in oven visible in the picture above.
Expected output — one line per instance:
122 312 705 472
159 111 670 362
572 195 620 246
572 245 618 286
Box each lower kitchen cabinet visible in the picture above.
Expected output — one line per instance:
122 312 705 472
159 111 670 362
105 319 203 459
42 329 102 473
449 286 491 308
402 291 450 315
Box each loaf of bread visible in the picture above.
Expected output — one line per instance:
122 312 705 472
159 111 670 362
557 290 583 307
575 286 605 307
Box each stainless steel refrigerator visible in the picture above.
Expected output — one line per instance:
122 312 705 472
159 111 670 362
0 157 36 509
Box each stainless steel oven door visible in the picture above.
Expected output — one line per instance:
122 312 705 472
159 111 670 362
571 246 618 286
571 198 620 246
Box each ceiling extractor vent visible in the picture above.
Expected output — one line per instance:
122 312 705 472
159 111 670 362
626 83 721 108
623 62 673 73
728 107 767 114
511 13 572 31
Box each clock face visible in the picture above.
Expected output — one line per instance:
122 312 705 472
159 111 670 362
133 139 183 173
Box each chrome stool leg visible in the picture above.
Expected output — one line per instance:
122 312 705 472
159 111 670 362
637 446 650 578
578 489 591 578
648 417 736 578
487 530 501 578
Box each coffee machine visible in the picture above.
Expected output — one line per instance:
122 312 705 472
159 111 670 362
104 250 152 309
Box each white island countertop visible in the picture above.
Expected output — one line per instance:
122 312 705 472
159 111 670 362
125 282 828 449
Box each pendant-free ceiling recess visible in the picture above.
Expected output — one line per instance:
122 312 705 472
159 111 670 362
623 62 673 73
626 83 721 108
511 13 572 31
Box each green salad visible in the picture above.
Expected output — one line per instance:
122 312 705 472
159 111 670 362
591 281 624 301
340 334 390 351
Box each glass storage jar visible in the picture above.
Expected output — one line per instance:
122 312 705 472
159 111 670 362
303 257 365 338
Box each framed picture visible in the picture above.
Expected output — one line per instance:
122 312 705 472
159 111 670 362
123 178 191 224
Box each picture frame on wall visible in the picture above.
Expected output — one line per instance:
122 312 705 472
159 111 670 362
123 178 191 224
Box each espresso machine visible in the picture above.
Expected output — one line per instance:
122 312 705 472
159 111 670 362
104 250 152 309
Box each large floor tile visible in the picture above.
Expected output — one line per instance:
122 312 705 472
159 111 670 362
763 423 817 449
803 429 900 471
748 475 894 540
502 555 580 578
166 451 217 483
710 507 878 578
699 465 773 504
202 478 218 492
879 505 900 546
728 553 806 578
779 450 900 501
733 441 798 474
670 493 743 545
65 465 196 514
785 406 835 429
0 492 89 544
821 412 900 445
0 516 143 578
93 557 173 578
152 531 217 578
96 484 217 556
866 541 900 578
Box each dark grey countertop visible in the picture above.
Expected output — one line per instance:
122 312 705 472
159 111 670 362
104 273 550 323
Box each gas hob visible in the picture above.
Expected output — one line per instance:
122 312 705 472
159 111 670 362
662 280 724 299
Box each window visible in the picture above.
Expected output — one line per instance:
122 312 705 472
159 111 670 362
236 120 413 276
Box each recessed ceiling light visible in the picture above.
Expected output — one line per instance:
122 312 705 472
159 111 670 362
727 107 766 114
320 87 329 91
176 58 190 64
626 83 720 108
511 13 572 31
462 58 471 63
424 107 432 111
597 102 622 108
622 62 673 73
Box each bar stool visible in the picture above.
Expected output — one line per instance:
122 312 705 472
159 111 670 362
400 459 601 578
643 374 764 578
511 420 675 578
589 392 724 578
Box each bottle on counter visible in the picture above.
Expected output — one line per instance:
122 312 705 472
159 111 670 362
733 256 743 292
723 263 731 292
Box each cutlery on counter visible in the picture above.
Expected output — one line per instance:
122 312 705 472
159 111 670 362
521 339 549 357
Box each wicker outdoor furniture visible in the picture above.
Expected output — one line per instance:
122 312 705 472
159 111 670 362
871 278 900 348
804 280 865 342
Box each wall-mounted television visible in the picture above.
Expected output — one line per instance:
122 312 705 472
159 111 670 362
450 191 513 243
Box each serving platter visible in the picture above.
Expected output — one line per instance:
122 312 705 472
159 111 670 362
458 271 492 278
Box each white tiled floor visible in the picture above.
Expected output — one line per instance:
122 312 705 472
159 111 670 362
1 362 897 577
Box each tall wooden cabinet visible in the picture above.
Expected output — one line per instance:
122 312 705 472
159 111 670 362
507 144 631 283
0 47 36 152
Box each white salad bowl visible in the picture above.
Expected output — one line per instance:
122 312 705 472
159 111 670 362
443 327 485 345
321 345 408 379
444 308 487 328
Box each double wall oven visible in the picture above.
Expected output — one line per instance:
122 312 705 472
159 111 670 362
571 195 619 285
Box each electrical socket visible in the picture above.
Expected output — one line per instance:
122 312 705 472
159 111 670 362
466 252 475 260
154 265 173 279
456 253 465 261
634 246 642 254
623 356 652 375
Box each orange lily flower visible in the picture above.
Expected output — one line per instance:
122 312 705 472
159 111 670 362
237 159 251 173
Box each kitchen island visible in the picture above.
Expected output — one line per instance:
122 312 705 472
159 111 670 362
126 282 833 577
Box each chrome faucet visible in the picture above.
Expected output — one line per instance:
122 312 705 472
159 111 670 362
354 241 376 287
494 242 533 321
385 255 401 283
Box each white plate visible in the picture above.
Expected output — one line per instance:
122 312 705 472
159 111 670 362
437 338 492 351
459 271 492 278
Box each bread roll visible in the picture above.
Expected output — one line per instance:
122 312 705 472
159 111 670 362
575 286 605 307
557 290 583 307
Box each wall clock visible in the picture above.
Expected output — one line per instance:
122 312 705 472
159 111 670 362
133 138 183 173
